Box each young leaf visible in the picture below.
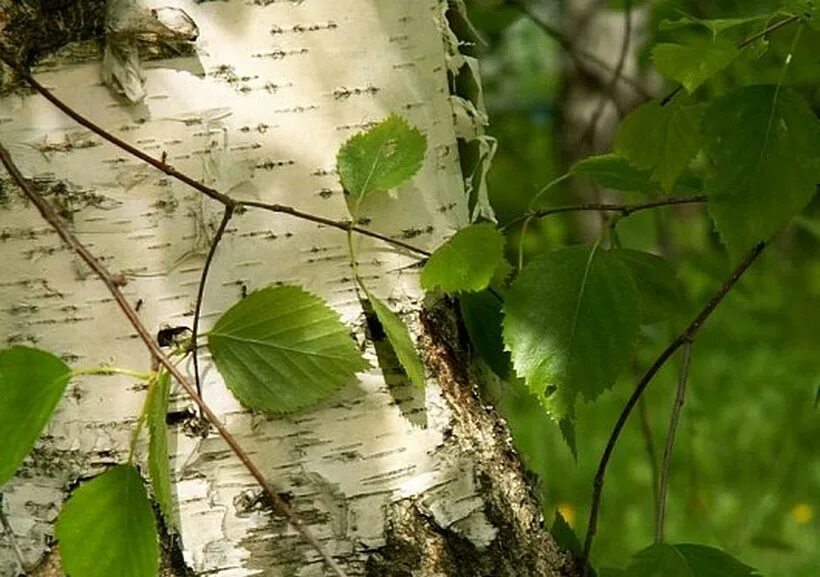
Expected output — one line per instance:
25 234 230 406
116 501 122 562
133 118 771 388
0 346 71 486
614 101 703 192
366 292 426 388
626 543 761 577
208 285 370 413
613 249 684 323
337 114 426 202
503 246 640 421
147 370 174 530
703 86 820 261
421 223 506 293
460 290 511 379
652 39 740 93
56 465 159 577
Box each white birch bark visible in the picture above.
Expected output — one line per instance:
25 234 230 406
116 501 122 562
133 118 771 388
0 2 569 575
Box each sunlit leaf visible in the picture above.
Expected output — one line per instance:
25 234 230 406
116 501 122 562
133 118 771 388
147 370 174 530
337 114 426 208
56 465 159 577
703 86 820 261
614 101 704 192
0 346 71 486
208 285 370 413
366 292 426 388
652 39 740 93
626 543 761 577
422 224 506 293
503 246 640 421
614 249 684 323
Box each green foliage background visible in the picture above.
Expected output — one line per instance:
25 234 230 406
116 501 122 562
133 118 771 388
467 0 819 574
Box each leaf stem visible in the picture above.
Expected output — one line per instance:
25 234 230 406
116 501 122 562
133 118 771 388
580 240 767 576
0 143 349 577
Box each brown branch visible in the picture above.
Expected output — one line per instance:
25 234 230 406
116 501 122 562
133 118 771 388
191 205 235 411
0 53 430 258
0 143 349 577
660 14 801 106
505 194 707 230
580 240 767 575
655 341 692 543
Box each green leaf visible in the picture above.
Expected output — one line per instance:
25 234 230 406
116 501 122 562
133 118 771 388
614 101 704 192
0 346 71 486
460 290 511 378
703 86 820 260
56 465 159 577
208 285 370 413
600 569 627 577
336 114 427 205
147 370 174 530
570 154 657 194
614 249 683 323
421 224 506 293
659 14 768 36
550 510 582 557
652 39 740 93
366 292 426 388
626 543 761 577
503 246 640 421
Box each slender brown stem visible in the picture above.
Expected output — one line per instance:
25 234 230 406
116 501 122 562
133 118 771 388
0 144 349 577
505 195 707 230
655 342 692 543
0 53 429 258
580 240 767 575
660 14 801 106
191 205 235 411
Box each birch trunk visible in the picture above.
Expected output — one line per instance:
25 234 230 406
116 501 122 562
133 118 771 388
0 1 575 575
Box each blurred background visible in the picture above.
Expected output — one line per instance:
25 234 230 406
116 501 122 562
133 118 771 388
463 0 819 574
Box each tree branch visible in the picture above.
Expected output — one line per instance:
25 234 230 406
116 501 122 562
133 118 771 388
580 240 767 575
191 205 235 412
655 341 692 543
0 143 349 577
0 52 430 258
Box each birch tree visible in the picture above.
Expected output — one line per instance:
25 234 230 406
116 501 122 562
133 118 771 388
0 1 575 576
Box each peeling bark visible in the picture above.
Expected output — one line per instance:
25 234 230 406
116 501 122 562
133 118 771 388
0 1 574 575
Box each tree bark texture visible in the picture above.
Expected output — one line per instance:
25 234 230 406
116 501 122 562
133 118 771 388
0 1 576 575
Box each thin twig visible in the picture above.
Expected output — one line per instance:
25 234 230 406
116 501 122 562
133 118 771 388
191 205 235 412
577 0 633 147
660 13 801 106
505 194 707 230
508 0 651 99
0 53 429 259
0 144 349 577
655 341 692 543
580 240 767 576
